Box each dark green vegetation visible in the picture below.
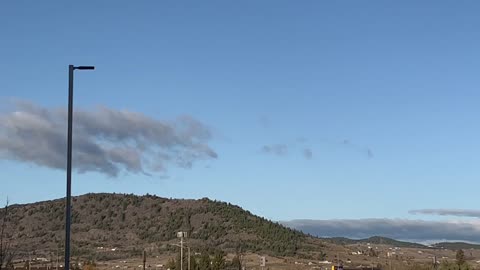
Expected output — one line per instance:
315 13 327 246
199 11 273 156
165 250 242 270
325 236 427 249
5 193 325 260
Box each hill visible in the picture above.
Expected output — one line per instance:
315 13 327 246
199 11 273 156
3 193 326 260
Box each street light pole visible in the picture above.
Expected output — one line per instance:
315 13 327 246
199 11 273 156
176 232 188 270
65 65 94 270
65 64 74 270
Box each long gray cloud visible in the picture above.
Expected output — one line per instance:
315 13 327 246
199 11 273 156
0 101 217 177
283 219 480 242
410 209 480 218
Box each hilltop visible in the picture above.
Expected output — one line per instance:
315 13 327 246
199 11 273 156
4 193 326 260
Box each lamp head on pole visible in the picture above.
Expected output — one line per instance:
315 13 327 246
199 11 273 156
74 66 95 70
176 232 187 238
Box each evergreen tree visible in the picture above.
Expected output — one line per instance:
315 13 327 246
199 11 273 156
198 253 211 270
456 250 466 266
211 252 225 270
188 254 198 270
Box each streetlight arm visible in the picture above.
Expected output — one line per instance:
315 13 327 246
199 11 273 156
74 66 95 70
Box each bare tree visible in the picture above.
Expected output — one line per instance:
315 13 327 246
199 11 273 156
0 200 15 270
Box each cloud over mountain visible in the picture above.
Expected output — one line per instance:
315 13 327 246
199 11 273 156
410 209 480 218
283 218 480 242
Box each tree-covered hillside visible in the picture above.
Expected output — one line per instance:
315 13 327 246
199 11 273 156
4 193 325 260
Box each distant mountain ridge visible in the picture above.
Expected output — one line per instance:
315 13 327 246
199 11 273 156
432 242 480 250
324 236 427 249
320 236 480 251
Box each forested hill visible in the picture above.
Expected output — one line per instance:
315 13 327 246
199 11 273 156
4 193 325 259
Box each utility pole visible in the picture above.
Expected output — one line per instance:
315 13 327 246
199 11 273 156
187 247 191 270
180 237 183 270
143 250 146 270
170 242 190 270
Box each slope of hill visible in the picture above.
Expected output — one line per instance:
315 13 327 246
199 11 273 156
4 193 326 260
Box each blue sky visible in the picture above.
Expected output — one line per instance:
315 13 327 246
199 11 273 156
2 1 480 227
